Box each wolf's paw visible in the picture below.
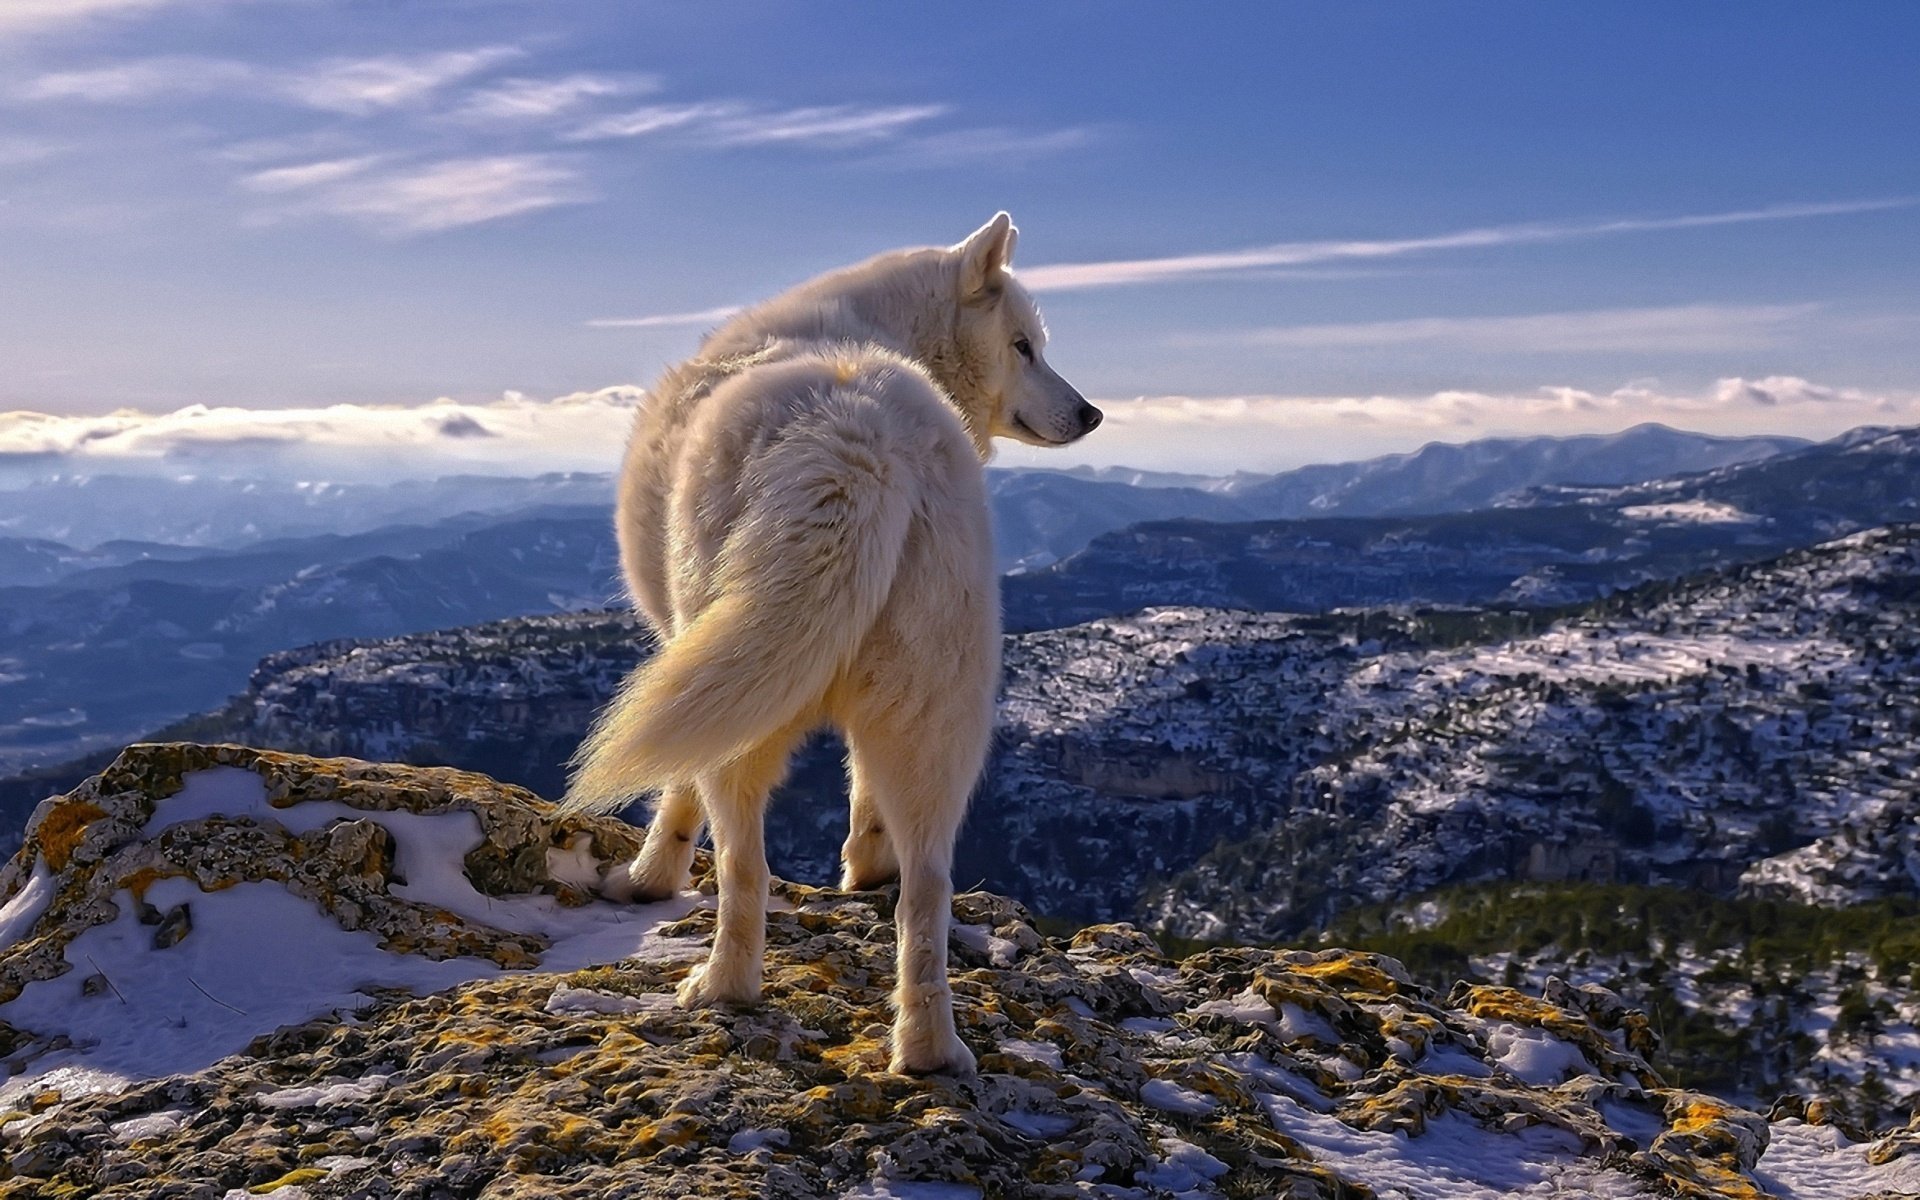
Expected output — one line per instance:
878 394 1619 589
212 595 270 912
889 1024 976 1076
598 854 687 904
676 959 761 1008
837 862 900 892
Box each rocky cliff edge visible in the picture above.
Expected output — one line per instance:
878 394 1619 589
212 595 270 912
1 744 1916 1199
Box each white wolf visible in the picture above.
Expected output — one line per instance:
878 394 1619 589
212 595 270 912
559 213 1099 1074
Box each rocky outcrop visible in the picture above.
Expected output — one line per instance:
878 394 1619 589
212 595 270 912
4 745 1917 1198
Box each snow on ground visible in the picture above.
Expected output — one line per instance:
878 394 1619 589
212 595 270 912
997 1038 1065 1069
1402 629 1843 688
0 766 707 1104
1140 1077 1218 1116
1619 500 1759 525
0 861 53 949
1260 1093 1657 1198
1752 1120 1920 1197
1483 1022 1599 1086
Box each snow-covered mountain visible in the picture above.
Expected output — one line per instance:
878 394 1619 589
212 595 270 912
1227 422 1807 516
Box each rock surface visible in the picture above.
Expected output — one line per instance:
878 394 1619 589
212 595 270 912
4 746 1919 1198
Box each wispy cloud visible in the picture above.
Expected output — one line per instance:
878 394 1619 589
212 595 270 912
1019 199 1916 292
15 46 520 114
862 125 1103 169
0 0 231 33
585 305 743 329
240 154 387 194
280 47 522 115
565 101 949 148
708 104 948 146
255 154 595 234
17 56 252 102
1194 303 1820 354
564 102 744 142
447 73 660 124
0 137 70 168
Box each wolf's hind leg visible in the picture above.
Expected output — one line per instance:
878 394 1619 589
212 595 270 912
839 765 900 891
843 714 986 1076
675 729 801 1008
600 786 703 903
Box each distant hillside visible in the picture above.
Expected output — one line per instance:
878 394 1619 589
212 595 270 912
1005 424 1920 629
0 509 623 774
1323 883 1920 1130
1148 524 1920 941
1229 422 1806 517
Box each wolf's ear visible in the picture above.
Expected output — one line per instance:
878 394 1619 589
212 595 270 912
955 211 1017 300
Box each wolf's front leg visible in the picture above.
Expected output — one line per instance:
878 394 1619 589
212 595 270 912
600 786 703 902
890 848 975 1075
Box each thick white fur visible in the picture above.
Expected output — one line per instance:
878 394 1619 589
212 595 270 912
560 213 1093 1074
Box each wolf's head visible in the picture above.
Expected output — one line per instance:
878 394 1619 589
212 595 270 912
939 213 1101 450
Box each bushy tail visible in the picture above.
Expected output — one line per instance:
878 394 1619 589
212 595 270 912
560 438 912 815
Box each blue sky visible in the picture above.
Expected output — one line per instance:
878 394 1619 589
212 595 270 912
2 1 1917 473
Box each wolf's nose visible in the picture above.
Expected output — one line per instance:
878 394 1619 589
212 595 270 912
1078 404 1103 433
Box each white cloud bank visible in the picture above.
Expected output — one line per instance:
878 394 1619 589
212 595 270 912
0 389 642 479
5 377 1913 480
1001 376 1920 473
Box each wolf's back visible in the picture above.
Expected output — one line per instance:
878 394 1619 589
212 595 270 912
559 398 914 814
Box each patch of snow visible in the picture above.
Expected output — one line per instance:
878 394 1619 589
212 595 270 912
1000 1108 1076 1138
0 863 54 951
2 768 710 1102
997 1037 1064 1069
1483 1022 1597 1085
1417 1042 1494 1079
109 1109 189 1142
543 984 674 1016
1619 500 1758 525
727 1127 790 1154
544 832 605 891
1278 1001 1341 1046
256 1074 391 1110
1754 1120 1920 1197
1140 1077 1217 1115
1188 988 1277 1027
1138 1136 1230 1193
1119 1016 1177 1035
949 922 1021 967
1261 1093 1656 1198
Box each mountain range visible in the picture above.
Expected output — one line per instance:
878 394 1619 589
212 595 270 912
0 424 1847 775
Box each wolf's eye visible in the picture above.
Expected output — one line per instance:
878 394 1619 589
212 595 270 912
1014 336 1034 362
